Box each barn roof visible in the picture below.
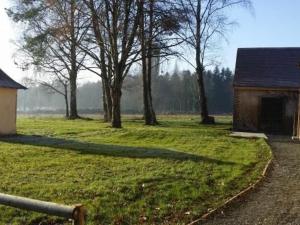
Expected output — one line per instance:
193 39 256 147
234 48 300 88
0 69 26 89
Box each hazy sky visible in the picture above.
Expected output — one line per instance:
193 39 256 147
1 0 300 82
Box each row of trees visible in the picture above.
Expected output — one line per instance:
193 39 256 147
8 0 250 128
19 67 233 115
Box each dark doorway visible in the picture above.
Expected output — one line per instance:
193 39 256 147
260 97 285 134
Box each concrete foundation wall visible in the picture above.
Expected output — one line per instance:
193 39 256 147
233 87 299 135
0 88 17 135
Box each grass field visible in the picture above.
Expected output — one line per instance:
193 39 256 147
0 115 271 225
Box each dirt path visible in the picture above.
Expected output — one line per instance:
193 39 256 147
201 137 300 225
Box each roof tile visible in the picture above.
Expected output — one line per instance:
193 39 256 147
234 48 300 88
0 69 27 89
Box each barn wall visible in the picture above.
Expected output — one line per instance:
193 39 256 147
233 87 299 134
0 88 17 135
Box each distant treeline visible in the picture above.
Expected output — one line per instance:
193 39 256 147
18 67 233 115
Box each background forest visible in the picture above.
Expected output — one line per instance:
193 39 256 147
18 66 233 115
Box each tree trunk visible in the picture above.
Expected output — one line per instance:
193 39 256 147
69 0 79 119
196 66 214 124
69 72 79 119
111 87 122 128
64 85 69 118
195 0 214 124
102 79 112 122
143 63 151 124
89 0 111 121
105 79 112 122
143 58 158 125
65 96 69 118
102 80 109 121
141 0 158 125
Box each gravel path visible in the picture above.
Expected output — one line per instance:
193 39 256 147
201 136 300 225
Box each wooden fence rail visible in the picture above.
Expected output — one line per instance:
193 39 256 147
0 193 86 225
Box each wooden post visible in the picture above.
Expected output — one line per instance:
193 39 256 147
293 90 300 140
293 111 297 137
72 204 87 225
297 90 300 139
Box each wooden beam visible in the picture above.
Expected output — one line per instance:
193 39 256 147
0 193 86 224
234 86 299 92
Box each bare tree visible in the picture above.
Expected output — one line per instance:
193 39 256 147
7 0 89 119
81 0 142 128
139 0 158 125
81 0 184 126
23 75 70 118
139 0 185 125
176 0 251 124
13 26 72 118
40 78 70 118
78 0 113 122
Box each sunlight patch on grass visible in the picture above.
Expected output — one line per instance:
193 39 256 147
0 115 271 225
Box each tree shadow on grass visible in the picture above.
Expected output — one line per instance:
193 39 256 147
0 135 237 165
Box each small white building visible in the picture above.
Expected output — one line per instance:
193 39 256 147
0 69 26 135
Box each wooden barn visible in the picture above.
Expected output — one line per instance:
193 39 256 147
233 48 300 139
0 69 26 135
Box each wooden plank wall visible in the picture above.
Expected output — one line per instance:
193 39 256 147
233 87 299 135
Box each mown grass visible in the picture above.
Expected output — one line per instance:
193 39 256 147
0 115 271 225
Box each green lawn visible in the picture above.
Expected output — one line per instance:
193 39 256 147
0 115 271 225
